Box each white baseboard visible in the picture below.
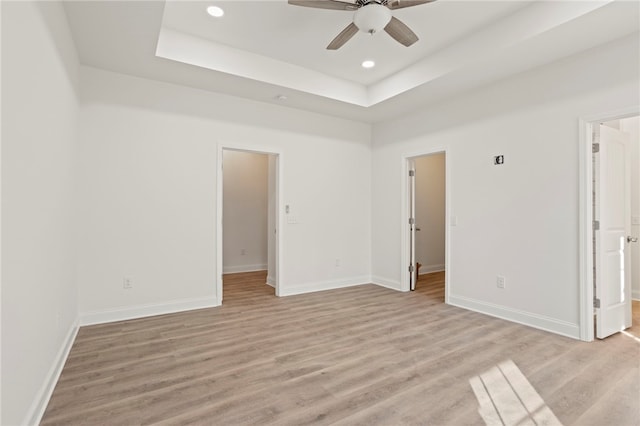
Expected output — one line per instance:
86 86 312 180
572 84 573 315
419 264 445 274
372 275 404 292
223 264 267 274
26 318 79 426
279 276 370 297
449 294 580 340
80 296 219 326
266 275 276 287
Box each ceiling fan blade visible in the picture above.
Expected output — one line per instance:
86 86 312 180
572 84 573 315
384 16 419 47
387 0 436 10
327 22 358 50
288 0 358 11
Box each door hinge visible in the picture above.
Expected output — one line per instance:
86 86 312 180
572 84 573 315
593 220 600 231
593 298 600 309
409 170 415 177
409 218 415 225
592 143 600 153
409 265 415 273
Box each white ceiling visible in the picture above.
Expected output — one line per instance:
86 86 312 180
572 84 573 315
160 1 528 86
63 0 640 123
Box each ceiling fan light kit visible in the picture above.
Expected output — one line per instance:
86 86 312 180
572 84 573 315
354 4 391 34
288 0 435 50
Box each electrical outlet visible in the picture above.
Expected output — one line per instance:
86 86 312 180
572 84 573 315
123 277 133 290
496 276 505 289
335 259 341 267
240 248 246 255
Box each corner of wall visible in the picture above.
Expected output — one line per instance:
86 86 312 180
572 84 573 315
266 275 276 287
24 319 80 426
79 296 219 326
279 276 371 297
371 276 404 292
448 294 581 340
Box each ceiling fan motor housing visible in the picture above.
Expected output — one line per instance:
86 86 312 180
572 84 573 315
354 3 392 34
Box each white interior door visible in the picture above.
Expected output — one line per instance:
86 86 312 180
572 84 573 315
409 160 417 291
595 124 632 339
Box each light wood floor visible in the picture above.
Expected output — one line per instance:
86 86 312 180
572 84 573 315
42 272 639 425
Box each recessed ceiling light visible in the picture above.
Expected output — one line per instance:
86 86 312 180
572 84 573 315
206 6 224 18
362 60 375 69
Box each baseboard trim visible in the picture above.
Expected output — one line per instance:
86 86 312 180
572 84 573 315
80 296 219 326
279 276 370 297
419 264 445 274
372 276 403 292
26 318 79 426
266 275 276 288
449 295 580 339
223 264 267 274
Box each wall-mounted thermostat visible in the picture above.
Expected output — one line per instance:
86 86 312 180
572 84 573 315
494 155 504 165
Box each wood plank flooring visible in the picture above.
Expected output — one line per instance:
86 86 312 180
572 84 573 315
41 272 639 425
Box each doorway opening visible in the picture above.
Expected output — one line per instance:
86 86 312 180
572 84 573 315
580 109 639 341
404 150 449 302
216 146 281 304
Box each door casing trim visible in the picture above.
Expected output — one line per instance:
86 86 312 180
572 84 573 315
400 148 450 303
216 141 284 303
578 105 639 341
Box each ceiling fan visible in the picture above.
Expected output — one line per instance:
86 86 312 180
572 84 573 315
288 0 436 50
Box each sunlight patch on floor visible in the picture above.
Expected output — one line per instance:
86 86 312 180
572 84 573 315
621 330 640 343
469 359 562 426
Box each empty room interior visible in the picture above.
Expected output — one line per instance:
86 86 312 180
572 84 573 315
2 1 640 425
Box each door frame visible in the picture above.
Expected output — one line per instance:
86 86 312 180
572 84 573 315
578 105 639 341
408 157 417 290
401 148 450 300
216 141 284 303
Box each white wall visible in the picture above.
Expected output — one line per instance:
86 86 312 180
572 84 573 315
2 6 636 422
619 117 640 300
223 151 269 274
415 154 446 273
371 34 640 338
76 66 372 320
1 2 80 424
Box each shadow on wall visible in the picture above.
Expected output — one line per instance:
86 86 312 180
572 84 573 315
373 34 640 146
35 2 80 96
80 68 371 145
